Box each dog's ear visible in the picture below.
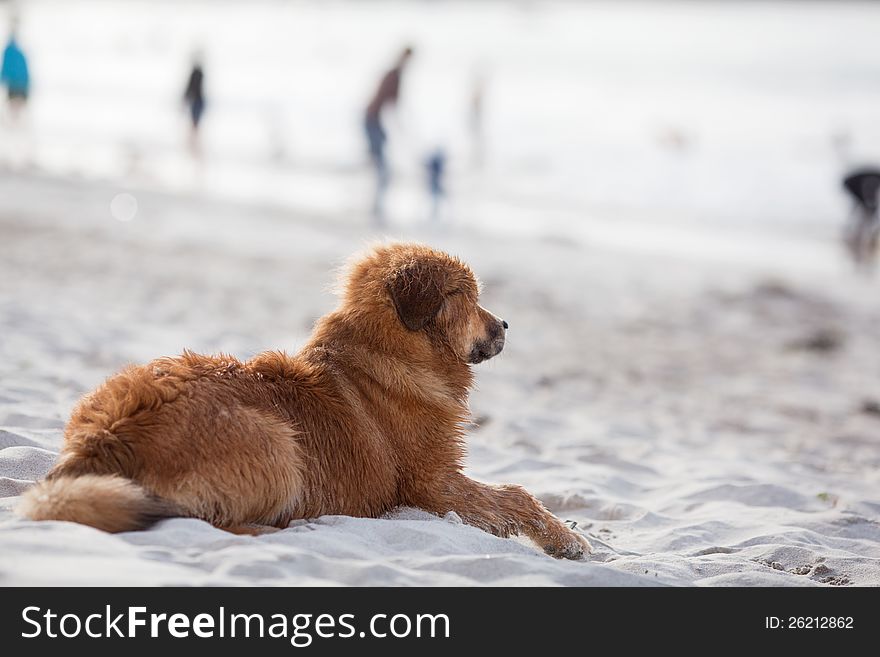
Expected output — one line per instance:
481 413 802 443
387 262 447 331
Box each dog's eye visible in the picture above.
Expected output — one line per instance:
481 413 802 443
436 294 462 318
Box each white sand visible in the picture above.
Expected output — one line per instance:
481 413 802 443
1 173 878 586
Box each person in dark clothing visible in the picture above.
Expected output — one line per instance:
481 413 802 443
842 167 880 269
364 46 413 221
183 58 205 153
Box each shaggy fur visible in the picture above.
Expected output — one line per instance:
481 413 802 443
18 242 590 559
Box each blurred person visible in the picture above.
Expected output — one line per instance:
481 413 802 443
842 167 880 270
364 46 413 221
183 55 205 155
1 25 29 121
469 72 485 167
425 147 447 222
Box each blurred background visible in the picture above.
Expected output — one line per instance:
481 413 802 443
1 0 879 255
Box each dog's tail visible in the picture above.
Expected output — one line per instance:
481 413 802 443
16 474 175 533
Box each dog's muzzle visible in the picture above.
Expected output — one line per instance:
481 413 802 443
468 320 507 364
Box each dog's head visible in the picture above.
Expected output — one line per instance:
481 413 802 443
342 243 507 365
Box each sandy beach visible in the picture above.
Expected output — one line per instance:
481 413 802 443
1 0 878 589
1 170 878 586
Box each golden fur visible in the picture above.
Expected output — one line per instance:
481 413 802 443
18 242 590 559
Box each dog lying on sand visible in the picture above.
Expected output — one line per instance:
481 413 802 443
19 242 590 559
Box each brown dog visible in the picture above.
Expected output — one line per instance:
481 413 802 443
18 243 590 559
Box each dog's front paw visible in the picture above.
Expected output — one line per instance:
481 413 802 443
543 530 592 560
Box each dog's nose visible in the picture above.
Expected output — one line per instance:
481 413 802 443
502 320 509 330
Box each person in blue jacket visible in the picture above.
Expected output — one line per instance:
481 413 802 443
1 28 30 117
